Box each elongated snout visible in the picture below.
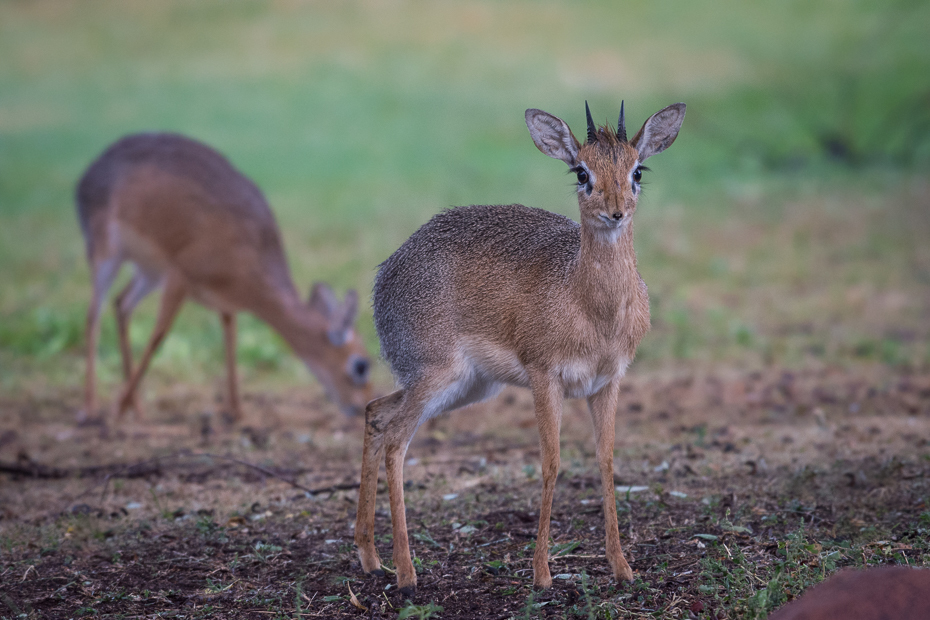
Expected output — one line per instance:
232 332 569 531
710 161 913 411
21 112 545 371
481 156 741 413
599 197 628 226
603 189 631 223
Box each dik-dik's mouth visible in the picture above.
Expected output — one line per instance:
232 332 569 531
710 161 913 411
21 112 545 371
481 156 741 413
598 213 626 228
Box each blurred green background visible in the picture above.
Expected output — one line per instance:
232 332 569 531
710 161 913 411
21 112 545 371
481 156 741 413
1 0 928 400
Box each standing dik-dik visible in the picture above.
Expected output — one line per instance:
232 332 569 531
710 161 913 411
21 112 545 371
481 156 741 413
77 133 373 424
355 101 685 592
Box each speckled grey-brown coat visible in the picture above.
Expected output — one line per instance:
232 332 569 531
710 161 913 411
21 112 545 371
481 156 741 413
356 102 686 594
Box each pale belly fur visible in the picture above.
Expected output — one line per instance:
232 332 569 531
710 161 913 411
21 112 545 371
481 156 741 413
420 338 630 421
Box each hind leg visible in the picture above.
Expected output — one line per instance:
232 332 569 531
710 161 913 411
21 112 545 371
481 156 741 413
113 270 159 419
81 258 121 424
384 374 494 594
355 385 432 595
114 274 186 421
384 415 421 595
356 363 492 593
355 390 403 576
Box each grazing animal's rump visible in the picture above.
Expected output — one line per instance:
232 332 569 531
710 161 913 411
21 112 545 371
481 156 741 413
355 101 686 593
77 132 372 425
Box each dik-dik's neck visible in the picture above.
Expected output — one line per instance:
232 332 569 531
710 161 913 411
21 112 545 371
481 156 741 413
251 292 329 361
574 220 642 314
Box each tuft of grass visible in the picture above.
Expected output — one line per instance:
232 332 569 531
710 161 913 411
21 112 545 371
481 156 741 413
397 600 444 620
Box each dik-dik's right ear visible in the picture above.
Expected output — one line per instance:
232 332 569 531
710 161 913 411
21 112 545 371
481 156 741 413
525 109 580 167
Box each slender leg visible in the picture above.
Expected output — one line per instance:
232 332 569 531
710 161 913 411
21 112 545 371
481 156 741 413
220 312 242 421
81 258 121 424
355 390 403 577
588 379 634 582
82 289 104 424
529 371 563 589
113 272 158 419
385 429 417 595
114 275 186 421
354 388 422 594
113 280 136 382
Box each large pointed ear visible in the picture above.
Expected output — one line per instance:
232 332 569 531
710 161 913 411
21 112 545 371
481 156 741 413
525 109 580 166
339 289 359 333
630 103 686 161
308 282 339 321
326 289 359 346
310 284 359 346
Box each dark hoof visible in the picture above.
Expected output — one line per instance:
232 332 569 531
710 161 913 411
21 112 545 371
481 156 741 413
77 416 106 428
367 568 385 578
399 585 417 597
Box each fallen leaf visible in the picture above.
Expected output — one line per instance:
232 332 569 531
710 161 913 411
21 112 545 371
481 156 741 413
226 516 247 528
348 582 367 612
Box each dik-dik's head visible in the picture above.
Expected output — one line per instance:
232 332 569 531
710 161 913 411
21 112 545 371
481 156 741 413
525 101 685 241
304 283 373 416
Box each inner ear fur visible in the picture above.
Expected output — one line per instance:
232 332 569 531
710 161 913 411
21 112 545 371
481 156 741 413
308 282 339 320
631 103 686 161
525 109 580 167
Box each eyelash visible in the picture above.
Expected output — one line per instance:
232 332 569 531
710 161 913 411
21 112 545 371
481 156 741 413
632 166 650 189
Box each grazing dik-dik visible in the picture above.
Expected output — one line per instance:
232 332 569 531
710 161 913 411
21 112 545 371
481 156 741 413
77 133 373 425
355 101 686 592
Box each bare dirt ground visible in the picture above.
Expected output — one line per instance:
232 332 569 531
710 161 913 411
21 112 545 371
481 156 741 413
2 364 930 618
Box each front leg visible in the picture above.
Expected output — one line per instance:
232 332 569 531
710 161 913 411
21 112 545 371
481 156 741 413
588 379 634 582
529 371 564 589
220 312 242 422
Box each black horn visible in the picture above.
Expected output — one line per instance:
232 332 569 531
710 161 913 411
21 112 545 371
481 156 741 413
617 100 627 142
585 101 597 144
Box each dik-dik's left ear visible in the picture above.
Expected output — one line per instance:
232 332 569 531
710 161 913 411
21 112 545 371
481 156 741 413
525 109 580 167
630 103 686 161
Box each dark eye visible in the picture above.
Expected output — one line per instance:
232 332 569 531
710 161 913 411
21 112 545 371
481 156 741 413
349 356 370 385
576 169 588 185
632 168 642 183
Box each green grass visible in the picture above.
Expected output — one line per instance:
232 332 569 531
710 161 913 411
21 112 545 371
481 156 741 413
1 0 929 396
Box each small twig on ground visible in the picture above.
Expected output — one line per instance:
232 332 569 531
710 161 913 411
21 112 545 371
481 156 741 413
9 451 363 518
0 458 160 480
197 452 361 496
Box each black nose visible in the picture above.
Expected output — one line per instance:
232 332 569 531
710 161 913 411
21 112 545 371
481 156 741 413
612 212 624 220
354 358 370 378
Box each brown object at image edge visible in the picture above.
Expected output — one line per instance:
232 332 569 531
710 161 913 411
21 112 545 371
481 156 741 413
767 567 930 620
355 101 686 592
